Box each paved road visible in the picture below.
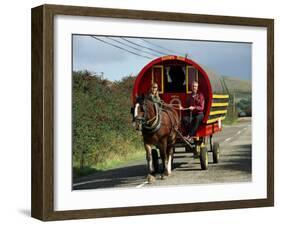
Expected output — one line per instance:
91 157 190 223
73 118 252 190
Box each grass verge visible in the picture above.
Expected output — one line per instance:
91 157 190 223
73 146 145 179
223 116 238 125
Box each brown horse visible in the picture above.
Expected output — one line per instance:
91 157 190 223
132 96 179 183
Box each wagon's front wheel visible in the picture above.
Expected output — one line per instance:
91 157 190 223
213 142 220 163
152 149 159 173
200 146 208 170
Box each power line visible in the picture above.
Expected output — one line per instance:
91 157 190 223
106 37 159 58
141 39 187 56
121 38 170 56
91 36 153 60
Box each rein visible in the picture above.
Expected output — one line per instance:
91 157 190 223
133 99 161 133
134 98 194 147
160 101 189 111
135 99 186 134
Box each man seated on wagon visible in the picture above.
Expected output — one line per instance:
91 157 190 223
181 81 205 142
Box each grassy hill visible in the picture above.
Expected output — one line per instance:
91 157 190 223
199 69 252 120
220 75 251 119
221 75 251 93
72 71 143 177
200 66 251 95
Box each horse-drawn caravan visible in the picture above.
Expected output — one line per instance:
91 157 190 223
131 55 229 183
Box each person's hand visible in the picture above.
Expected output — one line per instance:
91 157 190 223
189 106 195 111
179 105 183 110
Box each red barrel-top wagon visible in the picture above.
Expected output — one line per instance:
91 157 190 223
132 55 229 170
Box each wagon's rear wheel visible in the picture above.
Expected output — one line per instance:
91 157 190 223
212 142 220 163
152 149 159 173
200 146 208 170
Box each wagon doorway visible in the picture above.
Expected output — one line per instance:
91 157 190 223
187 66 199 93
164 65 186 93
151 64 196 92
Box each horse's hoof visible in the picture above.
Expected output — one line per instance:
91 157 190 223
161 169 171 179
164 171 171 177
147 174 155 183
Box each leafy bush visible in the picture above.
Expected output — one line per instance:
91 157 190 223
237 98 252 116
72 71 142 174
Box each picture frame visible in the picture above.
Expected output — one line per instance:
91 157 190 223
31 4 274 221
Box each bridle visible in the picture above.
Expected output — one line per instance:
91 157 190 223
134 98 162 133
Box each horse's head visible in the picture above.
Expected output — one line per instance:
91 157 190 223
131 95 146 131
131 95 159 132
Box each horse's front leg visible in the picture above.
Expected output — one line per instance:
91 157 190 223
144 143 155 183
166 146 174 176
159 139 170 179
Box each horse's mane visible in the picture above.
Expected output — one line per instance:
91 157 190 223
136 95 145 105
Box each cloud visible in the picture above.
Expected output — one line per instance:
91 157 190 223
73 35 252 81
73 35 128 68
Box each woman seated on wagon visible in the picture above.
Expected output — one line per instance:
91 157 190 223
147 83 162 105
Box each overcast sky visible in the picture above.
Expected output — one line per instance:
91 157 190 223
72 35 252 81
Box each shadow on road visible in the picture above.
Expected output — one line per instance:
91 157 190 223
220 144 252 174
73 163 147 190
73 159 203 190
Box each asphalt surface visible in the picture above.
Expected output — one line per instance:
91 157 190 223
73 117 252 190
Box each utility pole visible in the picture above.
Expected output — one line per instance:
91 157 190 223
232 92 236 116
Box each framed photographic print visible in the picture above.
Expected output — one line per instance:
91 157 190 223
31 4 274 221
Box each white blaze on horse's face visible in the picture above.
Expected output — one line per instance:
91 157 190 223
132 103 139 129
133 103 143 131
134 103 140 119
